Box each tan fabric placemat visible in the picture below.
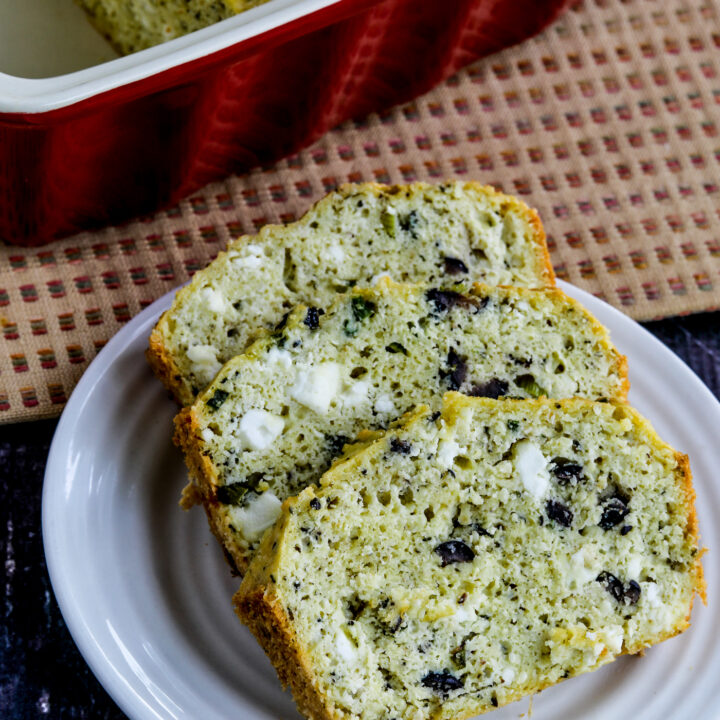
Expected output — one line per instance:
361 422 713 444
2 0 720 424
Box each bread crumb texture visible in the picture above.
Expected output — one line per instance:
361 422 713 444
236 394 704 720
175 280 628 572
77 0 268 54
148 182 552 404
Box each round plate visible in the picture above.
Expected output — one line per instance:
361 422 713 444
43 282 720 720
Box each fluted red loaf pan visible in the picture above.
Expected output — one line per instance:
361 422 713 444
0 0 569 246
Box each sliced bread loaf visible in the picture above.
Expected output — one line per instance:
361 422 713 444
235 393 705 720
149 182 554 405
174 280 628 573
78 0 268 54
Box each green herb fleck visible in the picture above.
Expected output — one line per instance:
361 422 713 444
216 482 249 505
450 645 466 669
380 209 397 237
351 297 376 321
206 389 229 411
344 297 376 336
507 419 520 432
385 342 408 355
515 374 547 398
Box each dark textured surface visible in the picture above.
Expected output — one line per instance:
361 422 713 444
0 420 125 720
0 313 718 720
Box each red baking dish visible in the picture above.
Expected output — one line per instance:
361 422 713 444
0 0 569 247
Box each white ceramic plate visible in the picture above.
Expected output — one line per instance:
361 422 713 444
43 282 720 720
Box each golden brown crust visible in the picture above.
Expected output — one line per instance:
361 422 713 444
234 588 341 720
146 315 194 406
675 451 707 605
172 406 251 574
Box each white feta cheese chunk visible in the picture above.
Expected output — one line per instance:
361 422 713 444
601 625 624 654
437 440 460 468
514 440 550 500
237 409 284 451
453 606 473 623
644 582 662 607
626 553 643 579
335 630 357 663
226 491 282 543
374 394 397 415
291 362 342 414
200 427 215 443
341 380 369 406
236 255 262 269
186 344 221 378
232 244 264 269
202 287 229 314
567 546 598 587
324 245 345 264
266 347 293 370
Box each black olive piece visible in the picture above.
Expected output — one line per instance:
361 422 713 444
596 571 626 603
434 540 475 567
390 438 413 454
304 307 324 329
550 457 584 484
421 670 464 695
443 256 469 275
309 498 321 510
274 311 291 331
325 434 350 458
206 388 229 411
440 348 467 391
399 210 420 237
620 525 633 535
426 288 463 314
624 580 641 605
545 499 573 527
425 288 487 315
468 378 509 399
599 496 630 530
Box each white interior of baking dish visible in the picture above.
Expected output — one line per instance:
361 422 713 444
0 0 340 113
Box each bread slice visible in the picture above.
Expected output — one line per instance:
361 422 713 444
174 280 628 574
77 0 269 54
148 182 554 405
235 393 705 720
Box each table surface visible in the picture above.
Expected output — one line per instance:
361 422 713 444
1 311 719 720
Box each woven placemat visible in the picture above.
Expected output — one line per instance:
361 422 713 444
2 0 720 424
